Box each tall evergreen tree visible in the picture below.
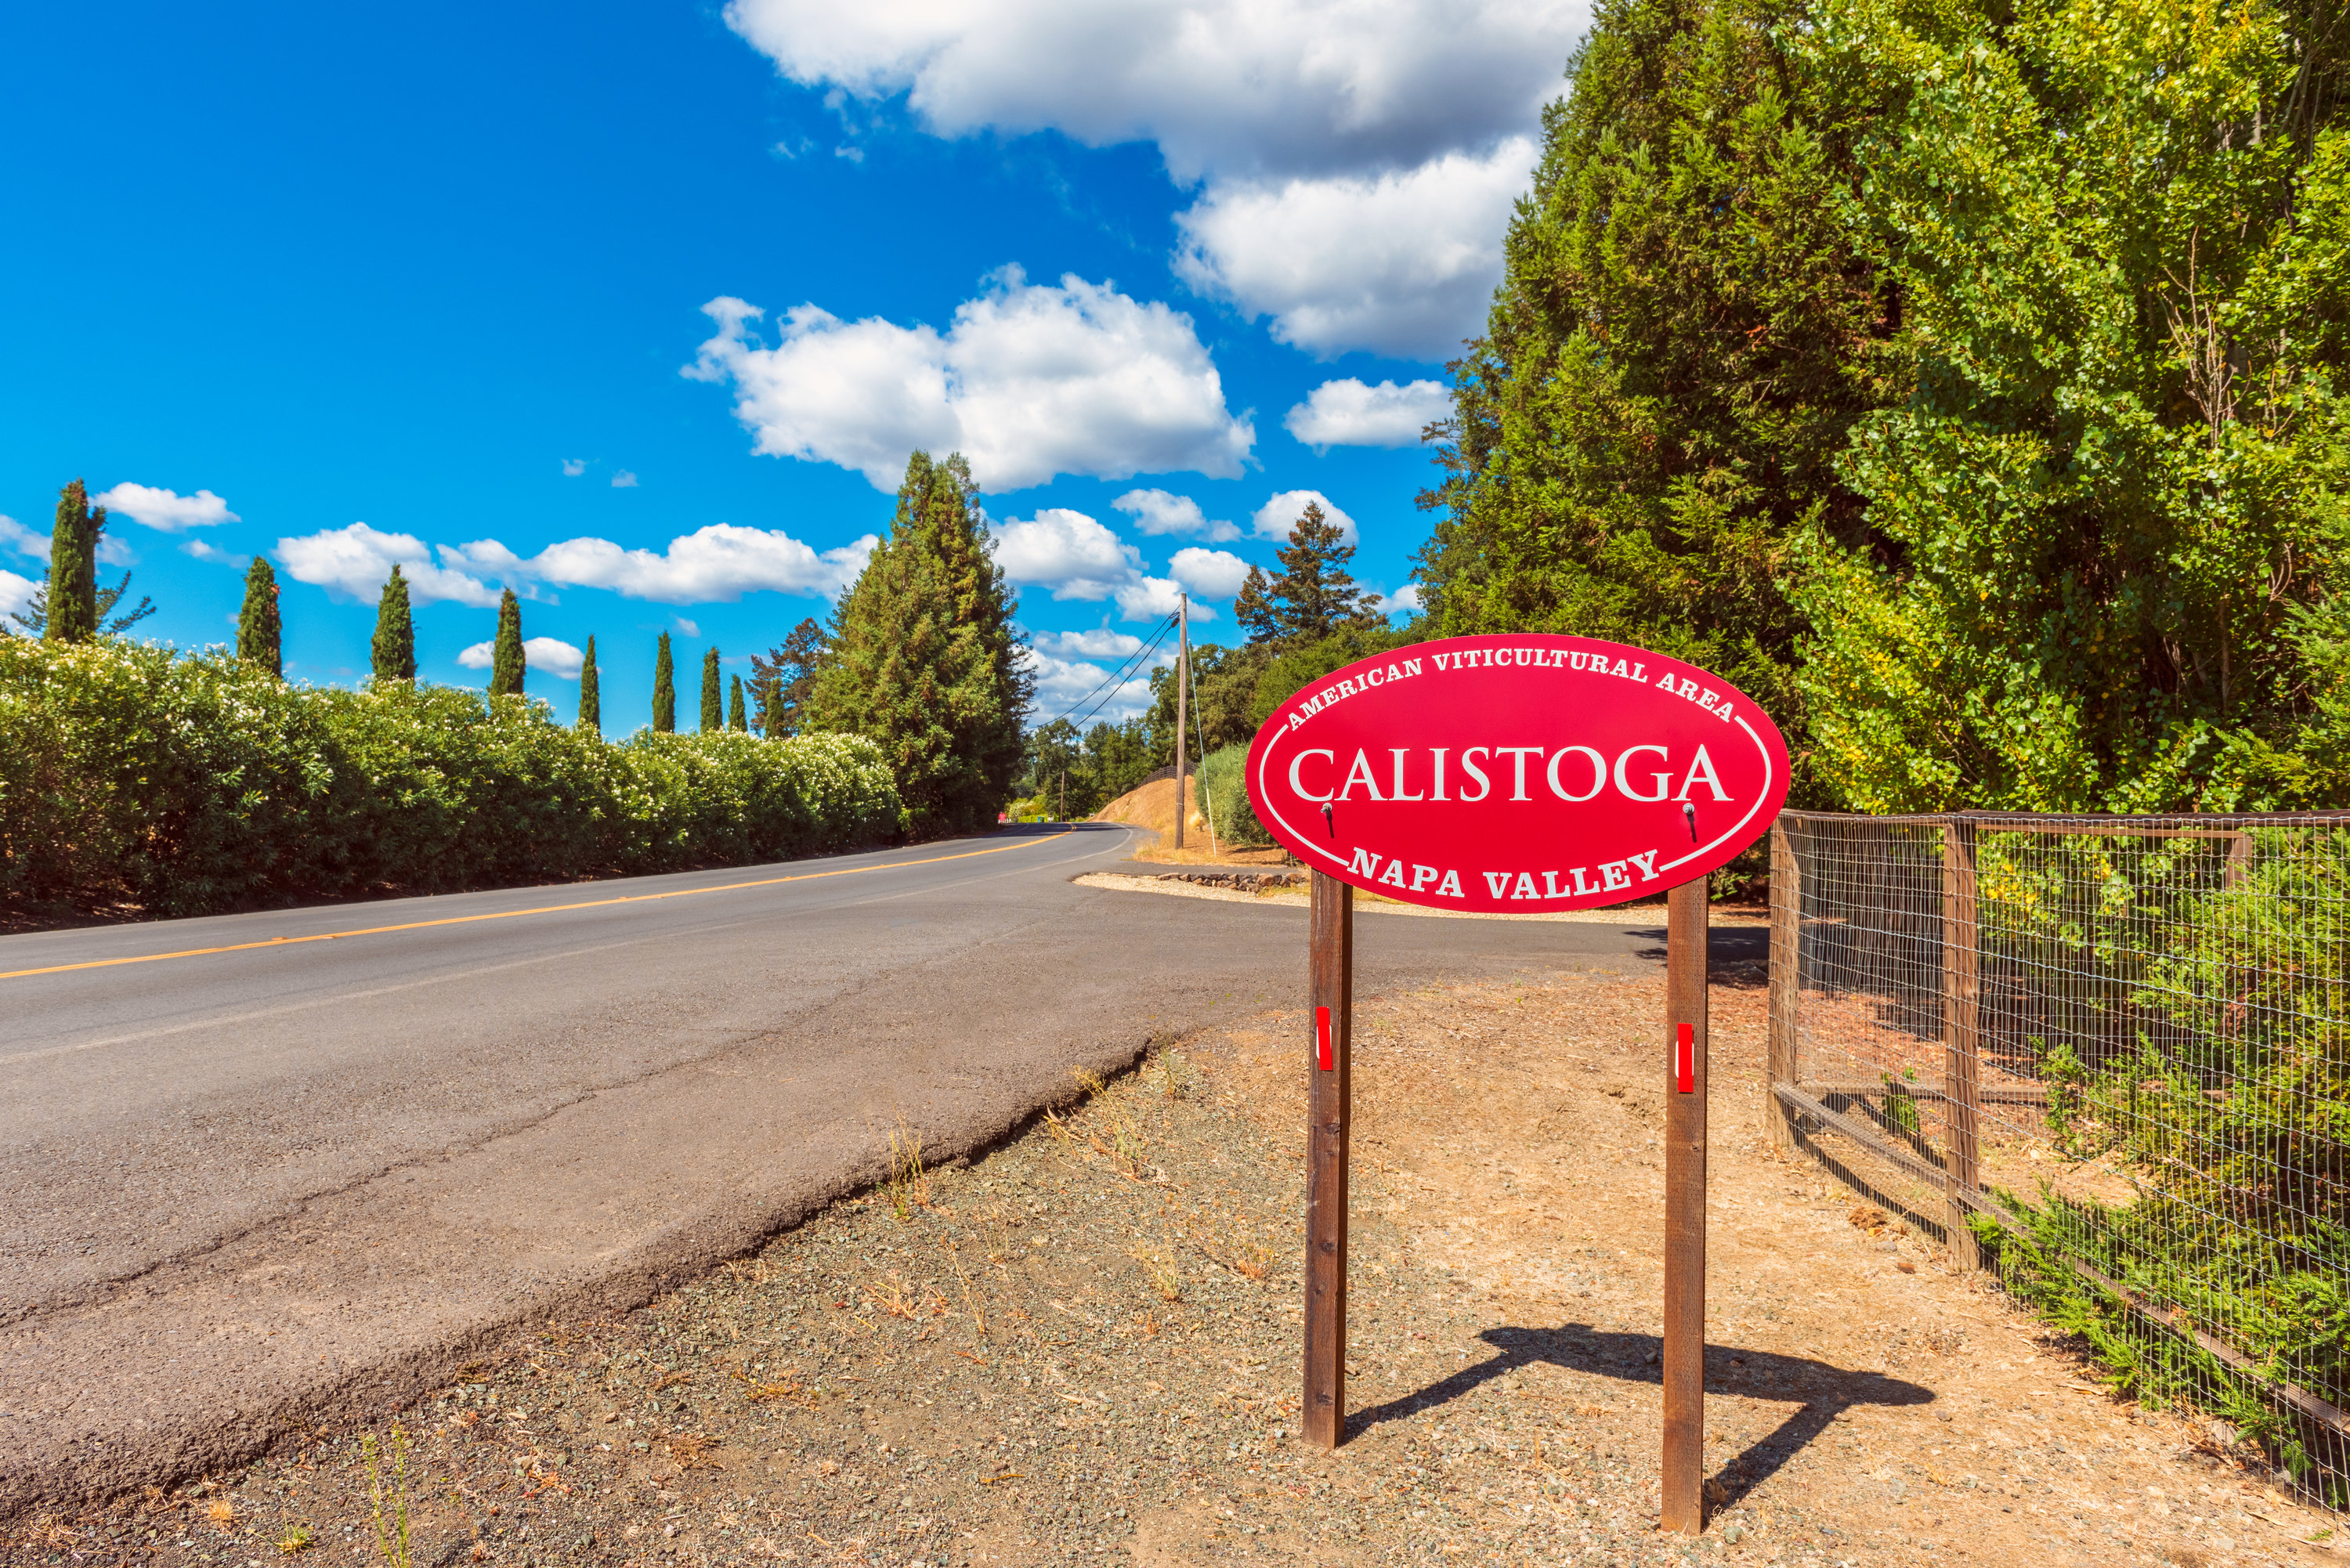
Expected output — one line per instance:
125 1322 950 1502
1414 0 1904 739
653 632 676 732
371 565 416 682
45 479 100 644
750 616 826 736
1233 501 1380 643
804 450 1031 836
700 647 723 732
237 555 282 677
489 589 526 696
578 634 601 734
728 674 747 731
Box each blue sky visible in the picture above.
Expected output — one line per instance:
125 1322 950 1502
0 0 1585 728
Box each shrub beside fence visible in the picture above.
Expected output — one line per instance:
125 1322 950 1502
1768 810 2350 1496
0 638 905 918
1198 742 1271 850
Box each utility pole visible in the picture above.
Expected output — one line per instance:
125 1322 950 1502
1059 769 1065 822
1174 596 1190 851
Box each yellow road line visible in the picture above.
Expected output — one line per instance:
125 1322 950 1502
1 832 1076 982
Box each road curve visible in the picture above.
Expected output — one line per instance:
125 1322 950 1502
0 824 1677 1516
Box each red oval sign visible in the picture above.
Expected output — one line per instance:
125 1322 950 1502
1243 634 1790 912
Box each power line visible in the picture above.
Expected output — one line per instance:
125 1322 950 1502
1030 612 1177 733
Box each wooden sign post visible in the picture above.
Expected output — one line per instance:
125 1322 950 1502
1302 872 1353 1447
1661 874 1710 1533
1247 634 1787 1535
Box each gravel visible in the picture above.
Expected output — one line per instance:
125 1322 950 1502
7 964 2334 1568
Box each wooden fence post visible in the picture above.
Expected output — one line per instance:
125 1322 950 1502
1941 818 1982 1270
1661 876 1710 1533
1303 870 1354 1449
1766 816 1799 1156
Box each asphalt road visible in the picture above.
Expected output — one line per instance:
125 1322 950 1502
0 823 1716 1516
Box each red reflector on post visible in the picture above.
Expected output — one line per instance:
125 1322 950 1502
1676 1021 1694 1093
1317 1005 1332 1071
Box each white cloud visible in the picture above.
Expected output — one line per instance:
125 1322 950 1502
989 508 1217 623
0 516 48 563
92 482 239 532
1174 138 1535 359
683 269 1253 492
183 539 251 567
611 470 639 488
1370 582 1423 616
456 636 586 679
1 512 136 568
719 2 1580 359
1114 575 1204 620
442 524 875 605
721 0 1581 184
1166 545 1252 600
992 508 1140 602
1034 627 1146 659
276 523 502 608
562 458 588 477
834 143 865 162
0 569 36 623
1112 487 1238 542
673 616 702 638
1252 489 1358 544
1285 377 1452 450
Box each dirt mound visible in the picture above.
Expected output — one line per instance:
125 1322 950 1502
1090 774 1198 838
1091 775 1289 865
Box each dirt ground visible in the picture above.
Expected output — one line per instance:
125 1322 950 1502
9 935 2338 1566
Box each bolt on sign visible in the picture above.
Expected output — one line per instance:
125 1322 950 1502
1246 634 1790 1536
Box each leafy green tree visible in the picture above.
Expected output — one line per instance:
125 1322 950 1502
728 674 747 731
1233 502 1382 643
44 480 102 644
652 632 676 732
578 634 601 734
237 556 282 677
489 590 526 697
1414 0 1904 758
804 450 1030 836
1018 719 1090 815
750 616 826 737
371 565 416 683
1791 0 2350 811
700 647 723 732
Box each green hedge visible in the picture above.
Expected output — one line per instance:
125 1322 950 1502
0 638 905 918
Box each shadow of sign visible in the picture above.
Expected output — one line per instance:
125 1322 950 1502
1348 1324 1934 1507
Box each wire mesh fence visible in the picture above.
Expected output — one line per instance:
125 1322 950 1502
1767 810 2350 1499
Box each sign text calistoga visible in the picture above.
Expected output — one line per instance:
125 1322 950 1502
1243 635 1791 912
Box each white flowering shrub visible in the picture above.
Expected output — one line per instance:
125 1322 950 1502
0 639 905 916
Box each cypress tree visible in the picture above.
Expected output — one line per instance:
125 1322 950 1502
45 479 99 644
653 632 676 732
700 648 722 732
728 674 747 731
578 634 601 735
237 555 283 677
805 450 1031 836
371 565 416 682
489 589 526 696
